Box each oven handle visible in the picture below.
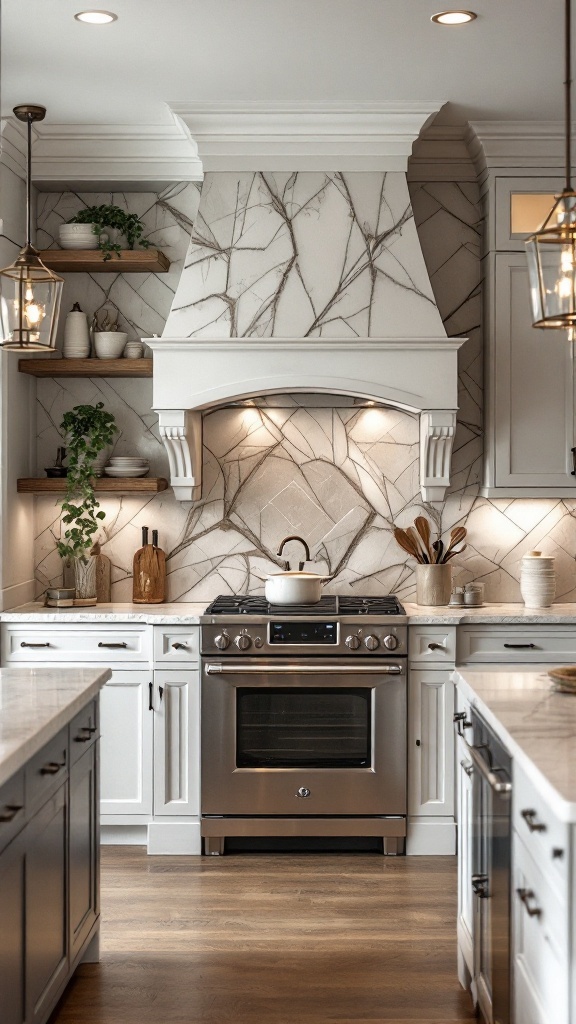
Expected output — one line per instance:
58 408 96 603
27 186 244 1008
461 737 512 795
204 663 403 675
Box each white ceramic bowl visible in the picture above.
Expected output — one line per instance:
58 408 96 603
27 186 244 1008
94 332 127 359
58 223 99 250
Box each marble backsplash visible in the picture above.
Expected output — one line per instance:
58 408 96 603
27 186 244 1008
33 174 576 603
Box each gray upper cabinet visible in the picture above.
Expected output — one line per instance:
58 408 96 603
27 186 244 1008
482 175 576 496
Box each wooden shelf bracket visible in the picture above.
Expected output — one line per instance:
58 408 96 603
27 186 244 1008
156 410 202 501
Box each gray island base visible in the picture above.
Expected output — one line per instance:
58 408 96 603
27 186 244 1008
0 666 110 1024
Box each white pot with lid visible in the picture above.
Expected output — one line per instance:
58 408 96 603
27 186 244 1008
264 570 332 605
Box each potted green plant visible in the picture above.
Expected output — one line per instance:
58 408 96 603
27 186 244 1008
65 204 151 261
56 402 118 603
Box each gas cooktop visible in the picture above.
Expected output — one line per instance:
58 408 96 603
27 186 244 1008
204 595 406 617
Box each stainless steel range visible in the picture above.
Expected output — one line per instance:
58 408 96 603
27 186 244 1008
200 594 408 855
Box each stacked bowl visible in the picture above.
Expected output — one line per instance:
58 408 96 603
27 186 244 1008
104 456 149 478
519 550 556 608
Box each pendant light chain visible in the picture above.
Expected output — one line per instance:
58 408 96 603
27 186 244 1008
25 115 32 247
566 0 572 191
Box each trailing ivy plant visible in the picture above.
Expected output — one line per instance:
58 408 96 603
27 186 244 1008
67 204 151 261
56 403 118 563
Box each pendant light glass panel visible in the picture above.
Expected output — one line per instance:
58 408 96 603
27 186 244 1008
526 193 576 329
0 252 63 350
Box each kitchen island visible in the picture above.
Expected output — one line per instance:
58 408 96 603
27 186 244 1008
0 666 110 1024
452 665 576 1023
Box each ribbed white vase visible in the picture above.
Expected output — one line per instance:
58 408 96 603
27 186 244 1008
63 309 90 358
520 551 556 608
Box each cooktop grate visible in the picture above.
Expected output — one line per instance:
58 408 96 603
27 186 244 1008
204 595 405 616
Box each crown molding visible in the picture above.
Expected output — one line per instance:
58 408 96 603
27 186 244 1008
408 124 476 182
14 112 203 191
467 120 571 177
170 102 446 171
0 118 28 180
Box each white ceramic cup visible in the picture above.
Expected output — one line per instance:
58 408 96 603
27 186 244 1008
94 332 128 359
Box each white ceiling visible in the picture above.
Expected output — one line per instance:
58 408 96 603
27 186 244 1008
0 0 566 127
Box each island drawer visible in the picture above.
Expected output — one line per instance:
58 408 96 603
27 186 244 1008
153 626 199 664
0 770 25 854
409 627 456 664
1 625 150 663
457 626 576 663
26 727 69 814
69 699 99 765
513 760 569 897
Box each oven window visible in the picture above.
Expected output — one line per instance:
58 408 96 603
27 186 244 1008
236 687 371 768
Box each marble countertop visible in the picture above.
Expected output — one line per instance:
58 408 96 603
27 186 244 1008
4 601 576 624
0 666 111 788
453 666 576 822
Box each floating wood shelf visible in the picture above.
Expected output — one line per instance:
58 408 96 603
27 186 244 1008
17 478 169 495
38 249 170 273
18 358 153 378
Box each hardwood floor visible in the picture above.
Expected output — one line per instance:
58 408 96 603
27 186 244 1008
52 848 476 1024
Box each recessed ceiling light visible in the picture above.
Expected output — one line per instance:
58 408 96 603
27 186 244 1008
74 10 118 24
431 10 477 25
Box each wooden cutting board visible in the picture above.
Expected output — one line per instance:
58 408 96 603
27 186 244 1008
132 544 166 603
92 543 111 603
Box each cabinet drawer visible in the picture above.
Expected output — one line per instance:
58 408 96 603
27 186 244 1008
0 770 25 854
26 728 68 814
457 626 576 663
513 831 569 1023
69 699 99 766
153 627 199 665
409 627 456 664
2 625 149 663
513 761 569 897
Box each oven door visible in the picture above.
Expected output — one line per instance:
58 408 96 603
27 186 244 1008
201 659 407 816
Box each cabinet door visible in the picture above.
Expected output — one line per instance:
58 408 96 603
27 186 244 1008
69 743 99 961
456 736 474 979
0 830 26 1024
99 670 153 816
408 669 454 818
153 670 200 816
487 253 575 491
25 784 68 1024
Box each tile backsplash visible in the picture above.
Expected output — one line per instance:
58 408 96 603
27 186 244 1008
33 174 576 603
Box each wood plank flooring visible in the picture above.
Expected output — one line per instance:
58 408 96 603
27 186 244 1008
52 848 476 1024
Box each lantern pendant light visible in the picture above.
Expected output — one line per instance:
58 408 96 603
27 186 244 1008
526 0 576 333
0 105 63 350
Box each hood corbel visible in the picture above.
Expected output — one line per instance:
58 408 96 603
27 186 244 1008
148 337 466 504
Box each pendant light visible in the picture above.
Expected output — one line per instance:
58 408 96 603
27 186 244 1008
526 0 576 332
0 105 63 350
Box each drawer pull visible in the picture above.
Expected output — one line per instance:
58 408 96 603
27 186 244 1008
172 642 189 650
503 643 537 649
74 727 96 743
159 686 164 701
521 808 546 833
552 847 565 859
460 758 474 777
98 642 128 649
149 681 154 711
517 888 542 917
74 733 91 743
428 642 446 651
40 761 65 775
0 804 23 823
20 641 50 648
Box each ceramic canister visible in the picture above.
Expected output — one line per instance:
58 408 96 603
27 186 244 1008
62 304 90 358
520 550 556 608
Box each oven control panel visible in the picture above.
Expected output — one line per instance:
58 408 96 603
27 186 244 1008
201 620 407 656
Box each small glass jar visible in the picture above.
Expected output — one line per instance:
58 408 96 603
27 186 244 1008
463 582 484 607
449 586 464 607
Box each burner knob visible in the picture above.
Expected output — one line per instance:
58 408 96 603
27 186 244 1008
234 633 252 651
383 634 399 651
345 634 361 650
364 634 380 651
214 633 230 650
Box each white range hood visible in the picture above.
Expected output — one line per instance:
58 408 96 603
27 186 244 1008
148 335 465 503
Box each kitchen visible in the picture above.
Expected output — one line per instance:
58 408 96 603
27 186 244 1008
0 1 575 1022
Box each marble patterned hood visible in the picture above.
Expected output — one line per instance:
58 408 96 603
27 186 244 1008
149 170 465 502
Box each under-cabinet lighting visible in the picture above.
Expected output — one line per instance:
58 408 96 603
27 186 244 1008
431 10 477 24
74 10 118 23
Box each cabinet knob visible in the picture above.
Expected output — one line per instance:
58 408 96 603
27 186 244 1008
0 804 23 823
172 642 189 650
428 642 446 651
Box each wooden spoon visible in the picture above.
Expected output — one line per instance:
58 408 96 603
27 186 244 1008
414 516 433 562
442 526 467 562
432 539 444 564
394 527 424 563
444 544 467 563
407 526 430 563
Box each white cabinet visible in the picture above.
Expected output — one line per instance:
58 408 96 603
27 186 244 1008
482 172 576 497
99 671 153 817
152 670 199 817
407 624 456 856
